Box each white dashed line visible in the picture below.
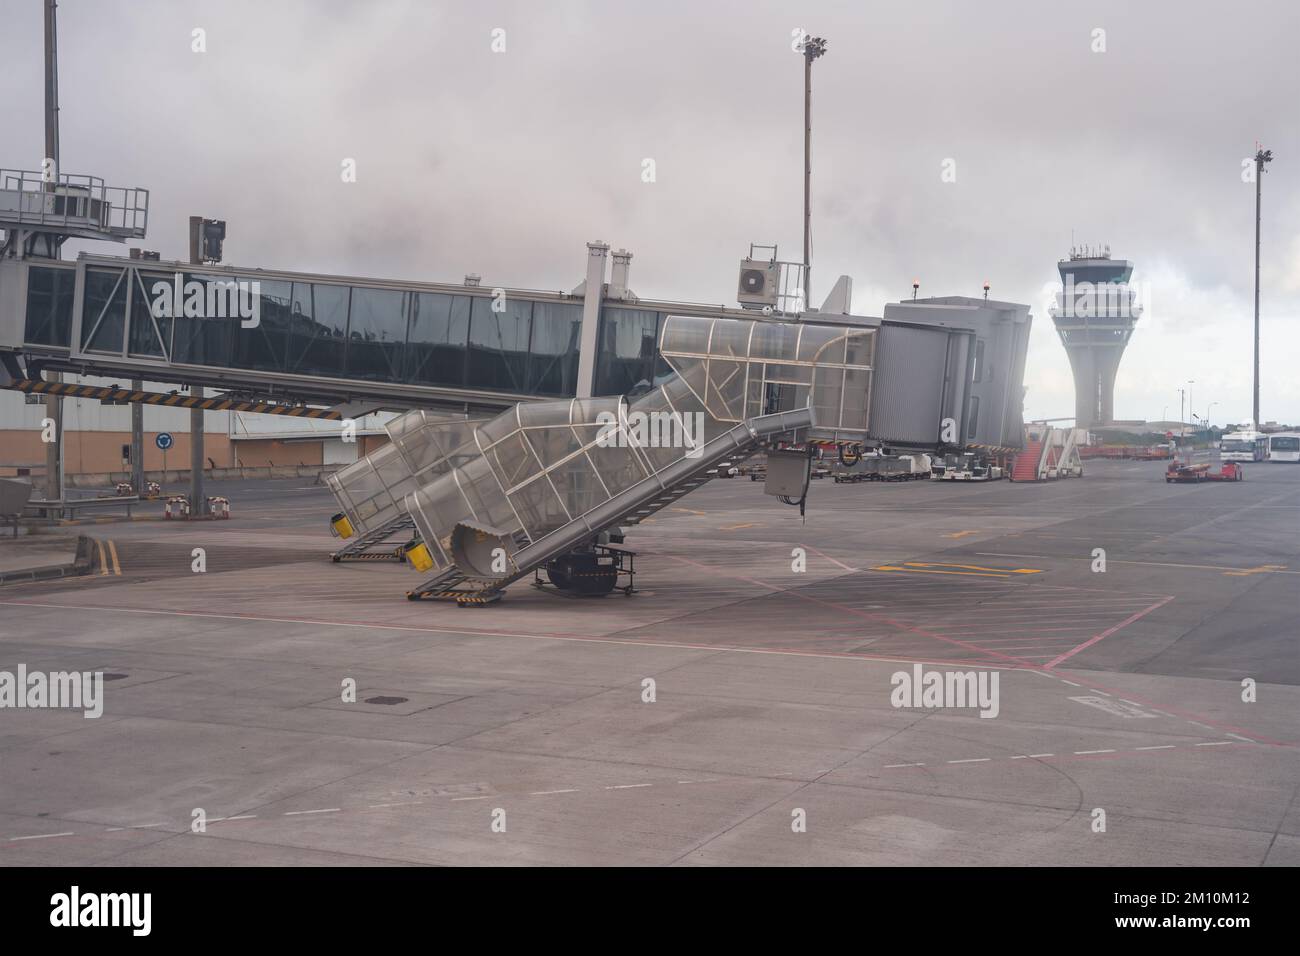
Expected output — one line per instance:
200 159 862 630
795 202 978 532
283 808 340 816
1060 680 1081 687
9 832 74 841
1225 733 1254 743
450 796 492 802
1028 753 1054 758
1195 741 1232 747
947 758 991 764
884 762 926 768
1134 745 1176 751
529 789 579 796
605 783 652 790
367 802 423 809
1074 749 1116 755
106 822 166 830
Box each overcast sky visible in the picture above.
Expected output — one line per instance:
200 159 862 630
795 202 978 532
4 0 1297 426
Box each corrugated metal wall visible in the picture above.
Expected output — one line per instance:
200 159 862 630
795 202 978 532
865 322 969 448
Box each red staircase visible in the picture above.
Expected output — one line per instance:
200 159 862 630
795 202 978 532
1011 438 1044 481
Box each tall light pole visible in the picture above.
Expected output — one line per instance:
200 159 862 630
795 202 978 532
1187 379 1194 437
42 0 63 503
1253 146 1273 427
1207 401 1218 429
801 34 826 310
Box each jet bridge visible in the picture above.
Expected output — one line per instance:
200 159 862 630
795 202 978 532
320 303 1031 605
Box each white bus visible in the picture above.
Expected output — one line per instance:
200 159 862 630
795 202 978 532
1267 432 1300 463
1219 428 1269 463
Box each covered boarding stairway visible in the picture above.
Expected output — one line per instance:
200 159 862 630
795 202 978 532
328 310 1031 605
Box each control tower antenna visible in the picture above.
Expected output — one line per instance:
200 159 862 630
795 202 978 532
1253 144 1273 428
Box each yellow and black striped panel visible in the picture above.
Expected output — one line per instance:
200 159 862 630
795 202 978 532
5 379 343 420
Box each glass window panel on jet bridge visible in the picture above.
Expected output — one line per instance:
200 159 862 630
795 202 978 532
346 287 408 381
232 280 292 373
468 296 531 393
288 283 349 377
23 265 75 348
172 274 236 368
128 272 172 358
528 302 583 397
81 268 127 353
405 292 470 387
595 307 661 397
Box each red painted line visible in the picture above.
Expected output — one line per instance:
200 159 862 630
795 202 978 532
801 544 859 573
940 625 1107 635
0 598 1035 671
1045 596 1175 669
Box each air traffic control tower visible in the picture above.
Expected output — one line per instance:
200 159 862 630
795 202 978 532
1049 246 1141 428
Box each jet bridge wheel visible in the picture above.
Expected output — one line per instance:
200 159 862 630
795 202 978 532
546 566 573 590
547 552 619 596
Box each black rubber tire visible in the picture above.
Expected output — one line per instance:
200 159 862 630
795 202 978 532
546 566 573 589
570 568 618 596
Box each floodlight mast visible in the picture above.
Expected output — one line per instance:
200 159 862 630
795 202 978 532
1253 145 1272 428
802 34 826 309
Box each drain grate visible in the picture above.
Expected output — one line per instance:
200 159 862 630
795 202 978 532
364 695 409 706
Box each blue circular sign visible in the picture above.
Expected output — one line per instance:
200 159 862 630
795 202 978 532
155 432 174 451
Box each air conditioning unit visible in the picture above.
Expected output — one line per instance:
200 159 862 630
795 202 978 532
737 258 779 309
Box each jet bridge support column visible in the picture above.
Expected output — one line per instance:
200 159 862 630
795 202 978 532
190 388 206 516
575 240 609 399
187 218 206 516
130 378 144 495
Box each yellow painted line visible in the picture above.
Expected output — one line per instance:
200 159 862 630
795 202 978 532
1224 564 1288 577
96 539 108 576
871 565 1017 578
718 523 760 531
974 552 1298 576
107 540 122 576
942 530 979 539
672 507 706 516
904 562 1042 575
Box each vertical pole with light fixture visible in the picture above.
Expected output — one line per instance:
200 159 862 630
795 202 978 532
1253 146 1272 428
802 35 826 311
42 0 64 504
